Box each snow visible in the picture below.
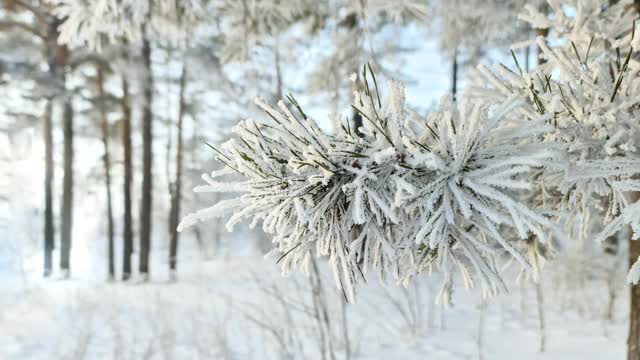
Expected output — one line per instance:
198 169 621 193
0 246 627 360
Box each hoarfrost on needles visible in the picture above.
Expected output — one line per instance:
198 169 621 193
180 70 556 302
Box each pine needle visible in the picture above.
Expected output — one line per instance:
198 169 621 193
510 50 523 75
367 62 382 107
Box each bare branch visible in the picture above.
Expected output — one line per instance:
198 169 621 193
13 0 51 22
0 19 45 39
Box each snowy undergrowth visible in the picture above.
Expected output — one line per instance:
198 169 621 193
0 248 627 360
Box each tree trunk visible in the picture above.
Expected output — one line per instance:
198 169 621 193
121 75 134 281
97 67 115 280
630 4 640 355
43 16 66 277
59 100 73 277
630 238 640 360
451 48 458 101
138 24 153 280
168 63 186 275
274 36 283 101
43 100 54 277
629 193 640 360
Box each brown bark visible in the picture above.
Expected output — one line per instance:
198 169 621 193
121 75 134 280
97 67 115 280
2 0 18 11
46 16 71 277
138 23 153 279
624 3 639 356
168 64 186 273
11 0 68 278
59 100 73 275
43 16 65 277
43 100 54 276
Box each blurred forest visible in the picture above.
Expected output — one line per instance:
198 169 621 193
1 0 524 280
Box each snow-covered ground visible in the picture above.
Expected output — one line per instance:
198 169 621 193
0 244 627 360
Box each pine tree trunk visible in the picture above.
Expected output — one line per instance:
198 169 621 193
629 192 640 360
97 67 115 280
623 8 640 354
630 7 640 356
451 48 458 101
43 100 54 277
630 238 640 360
43 16 65 277
274 37 282 101
59 101 73 277
121 75 134 281
138 25 153 280
168 64 186 274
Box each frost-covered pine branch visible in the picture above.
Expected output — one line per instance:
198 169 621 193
180 67 555 302
433 0 536 58
48 0 150 49
215 0 323 62
48 0 213 49
470 0 640 282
